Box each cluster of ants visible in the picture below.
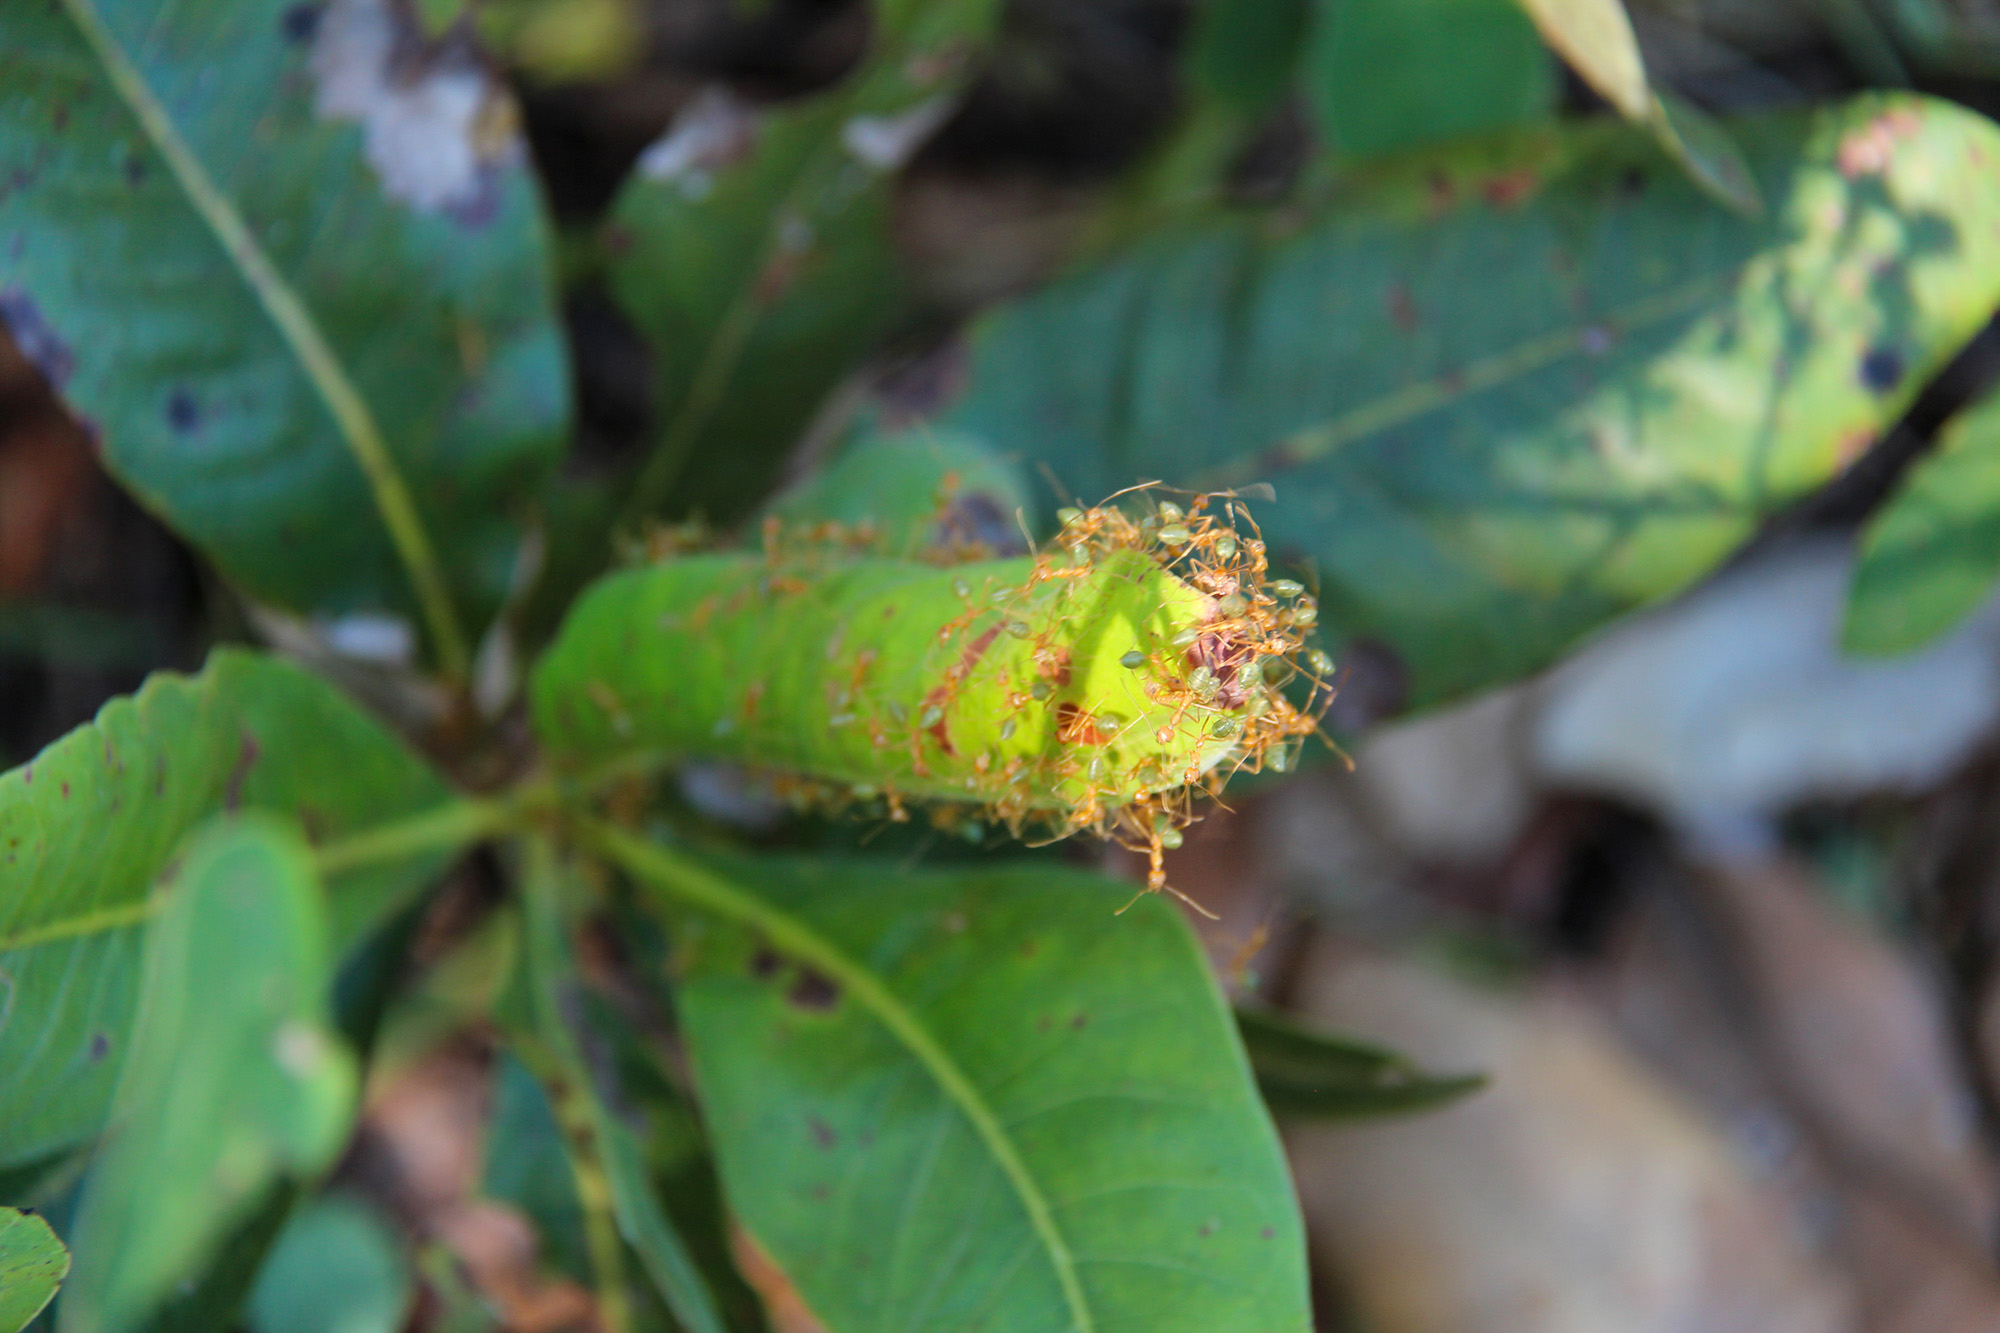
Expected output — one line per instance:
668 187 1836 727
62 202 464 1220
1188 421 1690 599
725 481 1338 910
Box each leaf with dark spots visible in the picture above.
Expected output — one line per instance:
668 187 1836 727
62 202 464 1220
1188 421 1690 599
0 649 450 1169
609 842 1312 1331
935 94 2000 708
0 0 568 628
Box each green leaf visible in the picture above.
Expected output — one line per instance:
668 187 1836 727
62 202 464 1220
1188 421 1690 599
1875 0 2000 76
1511 0 1761 214
0 648 451 1170
937 93 2000 707
246 1194 413 1333
1236 1007 1484 1119
604 0 1002 525
0 0 569 666
0 1208 69 1333
1305 0 1557 158
60 815 359 1333
595 829 1312 1333
1846 388 2000 654
763 427 1032 555
1186 0 1312 118
1513 0 1649 119
518 843 729 1333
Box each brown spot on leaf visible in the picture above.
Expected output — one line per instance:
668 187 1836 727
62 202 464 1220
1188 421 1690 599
224 730 261 810
1480 169 1537 209
808 1116 837 1149
1385 283 1418 333
787 969 839 1011
750 947 782 979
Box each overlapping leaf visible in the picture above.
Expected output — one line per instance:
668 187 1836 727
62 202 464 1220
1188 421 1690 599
0 1208 68 1333
938 93 2000 707
0 649 450 1169
0 0 568 649
1236 1007 1483 1119
603 834 1312 1333
603 0 1001 525
1305 0 1556 158
61 816 357 1333
1846 386 2000 653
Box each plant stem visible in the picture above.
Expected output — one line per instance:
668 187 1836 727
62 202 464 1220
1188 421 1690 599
312 795 521 878
58 0 473 681
518 836 636 1333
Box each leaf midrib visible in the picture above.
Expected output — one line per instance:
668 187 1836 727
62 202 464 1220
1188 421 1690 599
586 821 1098 1333
50 0 469 676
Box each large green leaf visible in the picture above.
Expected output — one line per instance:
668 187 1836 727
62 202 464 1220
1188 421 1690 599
60 815 357 1333
0 648 450 1169
603 0 1001 525
0 0 568 663
1305 0 1557 159
937 93 2000 707
596 829 1312 1333
0 1208 69 1333
1846 386 2000 654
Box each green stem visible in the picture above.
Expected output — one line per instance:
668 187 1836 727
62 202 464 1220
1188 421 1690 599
511 1029 637 1333
518 837 636 1333
312 795 522 878
580 819 1097 1333
58 0 473 681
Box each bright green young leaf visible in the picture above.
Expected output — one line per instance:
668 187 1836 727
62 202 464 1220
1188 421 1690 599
1305 0 1557 158
603 0 1002 526
937 93 2000 708
246 1194 413 1333
597 831 1312 1333
0 1208 69 1333
1846 388 2000 655
61 815 359 1333
1236 1007 1484 1119
0 648 451 1170
0 0 569 665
